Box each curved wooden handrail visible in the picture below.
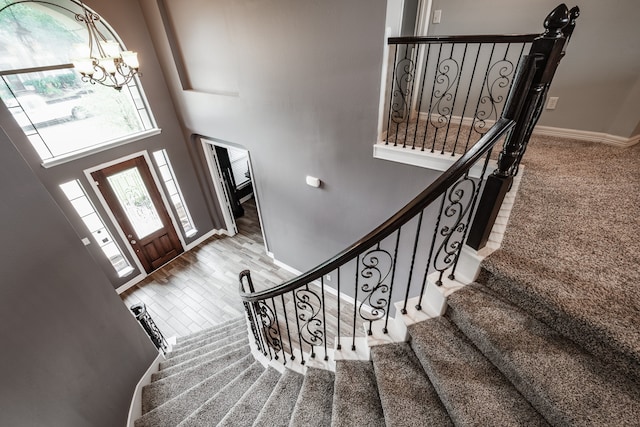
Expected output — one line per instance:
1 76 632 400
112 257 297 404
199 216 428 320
240 117 515 303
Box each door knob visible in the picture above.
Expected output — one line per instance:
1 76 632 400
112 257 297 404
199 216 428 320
127 234 133 238
130 239 137 244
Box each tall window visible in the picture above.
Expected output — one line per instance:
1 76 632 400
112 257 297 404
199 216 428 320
0 0 155 163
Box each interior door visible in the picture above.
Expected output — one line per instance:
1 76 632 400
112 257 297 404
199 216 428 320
91 156 184 273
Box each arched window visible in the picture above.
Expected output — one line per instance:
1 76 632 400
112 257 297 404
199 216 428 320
0 0 156 163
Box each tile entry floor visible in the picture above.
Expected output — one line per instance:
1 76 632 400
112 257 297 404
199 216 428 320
121 199 296 339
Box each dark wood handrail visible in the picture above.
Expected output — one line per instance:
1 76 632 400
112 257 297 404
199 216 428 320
240 117 515 302
388 34 538 45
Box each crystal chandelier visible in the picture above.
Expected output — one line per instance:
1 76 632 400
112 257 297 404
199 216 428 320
72 3 140 91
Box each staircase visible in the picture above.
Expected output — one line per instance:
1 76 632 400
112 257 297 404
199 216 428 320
135 278 639 426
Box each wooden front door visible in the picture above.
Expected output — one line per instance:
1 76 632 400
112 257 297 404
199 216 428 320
91 156 183 273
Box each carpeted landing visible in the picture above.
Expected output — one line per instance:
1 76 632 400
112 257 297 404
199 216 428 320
135 286 639 427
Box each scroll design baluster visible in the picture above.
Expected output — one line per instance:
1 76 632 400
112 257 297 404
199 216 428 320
254 300 282 359
473 55 516 136
243 301 264 354
358 244 393 335
390 55 417 125
429 54 461 150
433 175 477 284
295 286 324 358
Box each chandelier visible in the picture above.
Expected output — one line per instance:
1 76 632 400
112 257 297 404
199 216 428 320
72 3 140 91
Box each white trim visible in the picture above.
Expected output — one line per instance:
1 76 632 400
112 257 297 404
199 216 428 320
414 112 640 148
126 352 164 427
532 125 640 148
377 27 392 139
185 228 228 251
41 129 162 168
116 273 147 295
200 139 238 236
373 141 495 179
246 151 270 254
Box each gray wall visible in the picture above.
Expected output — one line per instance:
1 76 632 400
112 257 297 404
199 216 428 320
427 0 640 138
139 0 441 273
0 126 158 426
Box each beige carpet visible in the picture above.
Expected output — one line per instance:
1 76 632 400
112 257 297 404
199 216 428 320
482 134 640 377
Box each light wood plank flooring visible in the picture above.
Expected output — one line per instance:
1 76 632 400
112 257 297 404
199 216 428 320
121 199 364 346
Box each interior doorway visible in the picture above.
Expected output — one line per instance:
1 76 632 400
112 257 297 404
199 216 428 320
90 155 184 273
201 138 268 252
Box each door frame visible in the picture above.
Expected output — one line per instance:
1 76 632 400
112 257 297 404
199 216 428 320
201 137 270 255
84 150 187 278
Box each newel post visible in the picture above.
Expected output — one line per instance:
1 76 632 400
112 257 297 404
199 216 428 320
467 4 579 250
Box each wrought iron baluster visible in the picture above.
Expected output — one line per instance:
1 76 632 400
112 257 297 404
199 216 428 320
454 42 482 154
269 297 284 362
296 284 324 360
130 303 168 354
465 43 497 152
433 173 478 285
336 267 342 350
411 43 431 150
280 294 295 361
321 277 328 361
384 229 401 333
386 46 400 146
401 211 424 314
425 43 443 152
358 242 393 336
352 255 359 351
430 43 461 154
292 290 306 365
417 194 446 308
443 43 467 155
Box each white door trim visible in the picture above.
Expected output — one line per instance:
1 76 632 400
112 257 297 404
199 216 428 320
200 138 270 254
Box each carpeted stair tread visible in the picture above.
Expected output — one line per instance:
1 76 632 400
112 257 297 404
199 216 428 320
289 367 335 427
159 329 248 369
177 361 265 427
134 353 254 427
217 367 282 427
447 284 640 426
478 263 640 381
174 317 245 348
253 368 304 427
153 337 249 381
370 342 453 427
331 360 385 427
169 321 247 357
480 139 640 380
142 344 251 413
408 316 548 426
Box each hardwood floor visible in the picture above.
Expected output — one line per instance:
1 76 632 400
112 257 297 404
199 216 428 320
121 198 365 347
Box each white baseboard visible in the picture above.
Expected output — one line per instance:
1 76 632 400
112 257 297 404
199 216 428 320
532 125 640 148
412 112 640 148
185 228 228 251
127 352 164 427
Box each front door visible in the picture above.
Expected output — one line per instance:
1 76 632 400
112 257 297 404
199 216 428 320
91 156 183 273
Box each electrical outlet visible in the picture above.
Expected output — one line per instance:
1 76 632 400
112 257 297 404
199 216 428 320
433 10 442 24
546 96 559 110
325 274 331 282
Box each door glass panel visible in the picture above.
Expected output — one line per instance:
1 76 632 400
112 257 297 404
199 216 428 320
107 167 163 238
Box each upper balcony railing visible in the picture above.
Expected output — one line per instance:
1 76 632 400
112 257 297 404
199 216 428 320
383 33 537 155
